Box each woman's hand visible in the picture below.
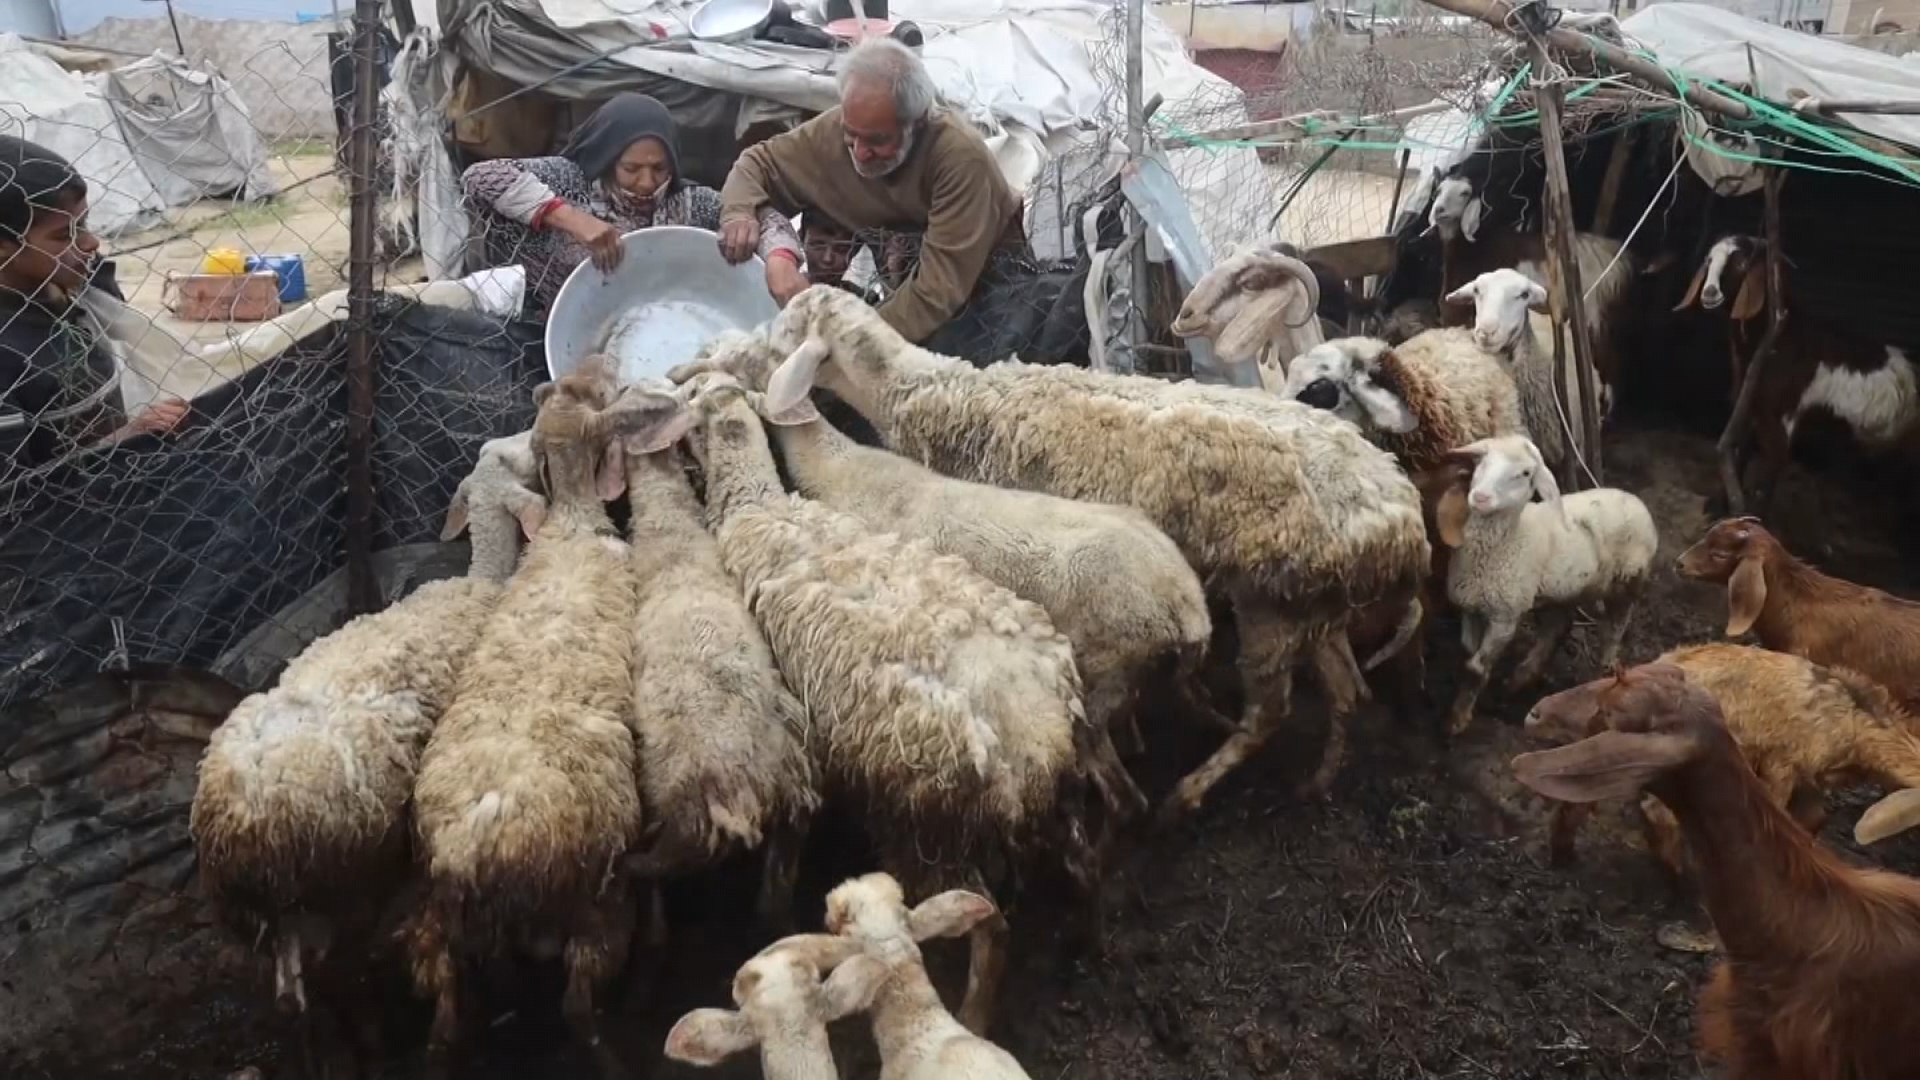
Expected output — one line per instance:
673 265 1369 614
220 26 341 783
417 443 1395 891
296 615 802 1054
552 204 624 272
718 217 760 264
767 256 809 307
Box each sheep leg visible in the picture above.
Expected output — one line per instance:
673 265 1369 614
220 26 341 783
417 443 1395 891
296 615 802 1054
1635 795 1690 891
1299 633 1368 801
1448 615 1519 736
756 816 812 933
957 904 1012 1037
1595 581 1644 670
420 953 459 1080
1547 801 1594 868
1081 664 1150 822
563 895 636 1080
1509 608 1574 692
1159 597 1303 823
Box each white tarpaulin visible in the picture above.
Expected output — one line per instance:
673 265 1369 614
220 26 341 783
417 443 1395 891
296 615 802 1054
0 34 166 236
1621 3 1920 152
103 55 278 208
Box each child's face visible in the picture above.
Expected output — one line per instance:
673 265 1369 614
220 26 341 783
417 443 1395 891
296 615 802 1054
0 190 98 298
803 223 854 284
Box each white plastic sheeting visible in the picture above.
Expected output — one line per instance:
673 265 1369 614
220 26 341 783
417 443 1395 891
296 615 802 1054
0 33 165 236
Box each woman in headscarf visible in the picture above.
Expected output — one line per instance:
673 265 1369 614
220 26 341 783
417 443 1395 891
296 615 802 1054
462 93 802 318
1 134 187 472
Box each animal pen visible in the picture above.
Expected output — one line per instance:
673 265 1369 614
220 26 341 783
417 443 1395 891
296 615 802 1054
6 0 1920 1077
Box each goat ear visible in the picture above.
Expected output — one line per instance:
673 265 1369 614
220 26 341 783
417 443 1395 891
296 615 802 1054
1435 482 1470 548
1511 731 1694 804
1674 261 1707 312
1855 788 1920 844
1725 555 1768 637
1461 197 1485 243
820 954 889 1022
441 484 471 542
596 439 627 502
663 1008 758 1065
906 890 996 941
1730 262 1768 322
765 337 830 416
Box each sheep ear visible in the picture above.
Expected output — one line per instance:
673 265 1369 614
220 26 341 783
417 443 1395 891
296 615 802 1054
1674 261 1707 312
1511 731 1694 804
666 357 722 385
441 484 471 541
1730 262 1768 322
1435 483 1470 548
1725 555 1768 637
596 439 627 502
765 337 830 415
1350 379 1418 435
505 487 547 539
1461 197 1485 242
1442 282 1476 307
1855 788 1920 844
663 1008 758 1065
633 409 700 453
1527 283 1551 313
1531 458 1561 504
906 890 996 941
821 954 889 1022
533 381 558 408
757 391 822 427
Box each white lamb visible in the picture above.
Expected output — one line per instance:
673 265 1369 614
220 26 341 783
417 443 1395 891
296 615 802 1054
664 933 888 1080
1433 434 1657 735
823 872 1034 1080
1445 268 1606 480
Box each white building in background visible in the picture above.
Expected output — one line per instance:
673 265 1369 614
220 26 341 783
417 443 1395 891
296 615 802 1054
0 0 62 37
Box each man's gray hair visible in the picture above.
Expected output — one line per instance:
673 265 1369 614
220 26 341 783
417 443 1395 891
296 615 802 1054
835 38 938 124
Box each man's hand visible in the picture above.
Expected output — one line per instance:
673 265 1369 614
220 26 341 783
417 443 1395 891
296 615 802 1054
552 204 624 272
718 217 760 264
110 398 189 442
767 257 809 307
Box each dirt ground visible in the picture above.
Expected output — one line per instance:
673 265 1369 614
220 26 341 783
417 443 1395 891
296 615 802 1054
97 416 1920 1080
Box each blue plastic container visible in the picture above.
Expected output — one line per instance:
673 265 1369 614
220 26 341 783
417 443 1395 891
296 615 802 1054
245 253 309 304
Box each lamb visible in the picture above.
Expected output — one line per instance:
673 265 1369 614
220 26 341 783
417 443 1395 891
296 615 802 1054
1532 642 1920 875
702 331 1199 809
439 429 546 567
742 285 1429 815
407 362 655 1080
823 872 1035 1080
1444 268 1607 480
1513 660 1920 1080
1675 234 1919 514
1281 334 1524 471
663 933 888 1080
613 377 819 928
188 436 542 1073
672 369 1100 1035
1677 516 1920 715
1168 241 1331 390
1434 434 1656 736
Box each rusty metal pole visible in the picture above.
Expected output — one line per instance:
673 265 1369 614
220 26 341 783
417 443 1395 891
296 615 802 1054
343 0 382 616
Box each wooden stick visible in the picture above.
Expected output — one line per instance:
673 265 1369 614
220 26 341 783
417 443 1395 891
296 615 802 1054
1159 101 1450 150
1529 37 1606 489
1791 98 1920 117
1713 166 1788 515
1591 124 1637 236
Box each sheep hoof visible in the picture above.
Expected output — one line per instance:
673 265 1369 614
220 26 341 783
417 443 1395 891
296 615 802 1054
1154 789 1203 830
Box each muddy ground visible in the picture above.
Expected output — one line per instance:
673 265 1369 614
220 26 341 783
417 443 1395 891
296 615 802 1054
99 418 1920 1080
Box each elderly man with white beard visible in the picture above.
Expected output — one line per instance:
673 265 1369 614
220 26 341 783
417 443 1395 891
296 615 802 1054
715 37 1030 354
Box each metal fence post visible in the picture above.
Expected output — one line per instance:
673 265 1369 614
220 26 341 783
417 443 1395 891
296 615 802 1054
343 0 382 615
1120 0 1147 376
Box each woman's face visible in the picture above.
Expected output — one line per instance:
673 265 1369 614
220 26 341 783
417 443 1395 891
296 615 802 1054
610 138 672 200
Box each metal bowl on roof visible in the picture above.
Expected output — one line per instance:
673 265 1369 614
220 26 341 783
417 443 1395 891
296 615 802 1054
544 225 779 386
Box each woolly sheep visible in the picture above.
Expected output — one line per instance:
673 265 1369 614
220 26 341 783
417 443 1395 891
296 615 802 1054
614 377 819 928
1445 268 1606 480
823 872 1034 1080
675 370 1099 1035
188 435 544 1066
664 933 888 1080
439 429 545 579
1169 241 1327 389
703 332 1200 810
408 362 653 1080
745 285 1429 814
1433 434 1656 736
1282 333 1524 471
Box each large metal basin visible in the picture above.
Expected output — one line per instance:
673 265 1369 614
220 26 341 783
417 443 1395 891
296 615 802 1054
544 225 778 385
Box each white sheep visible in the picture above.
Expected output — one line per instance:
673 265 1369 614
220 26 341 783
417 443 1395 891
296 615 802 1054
1445 268 1606 481
673 370 1099 1036
1168 241 1327 390
741 285 1429 814
439 429 546 577
188 432 543 1067
663 933 888 1080
1282 333 1524 471
408 362 653 1080
823 872 1034 1080
1433 434 1656 735
704 332 1204 806
614 377 820 929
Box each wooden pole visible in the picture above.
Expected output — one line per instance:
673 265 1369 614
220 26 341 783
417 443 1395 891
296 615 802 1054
1121 0 1146 377
343 0 383 616
1713 166 1788 516
1590 124 1636 235
1527 37 1606 489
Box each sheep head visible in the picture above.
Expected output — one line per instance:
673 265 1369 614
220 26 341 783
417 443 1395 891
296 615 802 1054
1427 175 1485 243
1446 268 1548 354
1512 662 1725 804
1282 337 1418 435
1171 242 1324 370
1676 516 1777 637
441 429 548 547
823 872 997 965
1675 234 1768 321
531 367 627 506
1447 434 1559 521
662 934 888 1067
668 328 784 390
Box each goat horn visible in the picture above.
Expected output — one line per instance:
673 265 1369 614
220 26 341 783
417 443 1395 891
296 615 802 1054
1261 252 1322 329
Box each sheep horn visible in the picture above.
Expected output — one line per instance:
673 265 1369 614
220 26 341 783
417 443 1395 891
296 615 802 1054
1261 252 1322 329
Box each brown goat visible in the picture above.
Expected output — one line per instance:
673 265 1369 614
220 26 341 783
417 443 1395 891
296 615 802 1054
1514 661 1920 1080
1678 517 1920 716
1528 642 1920 876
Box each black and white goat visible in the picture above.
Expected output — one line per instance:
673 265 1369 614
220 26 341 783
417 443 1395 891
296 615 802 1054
1678 233 1920 513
